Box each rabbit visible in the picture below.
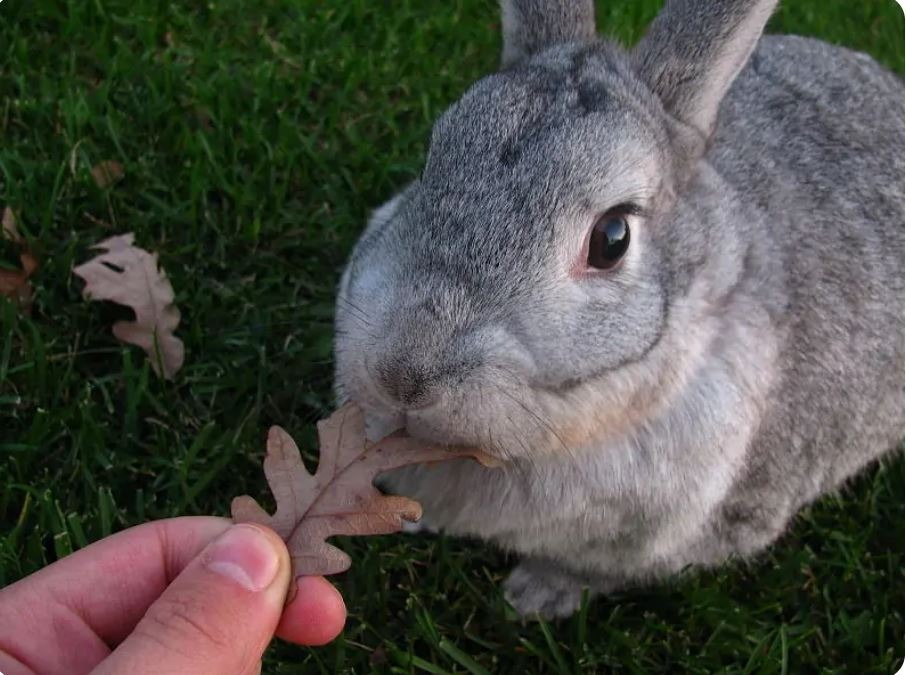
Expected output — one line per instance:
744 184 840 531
333 0 905 618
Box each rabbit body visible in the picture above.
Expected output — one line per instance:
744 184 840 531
334 1 904 617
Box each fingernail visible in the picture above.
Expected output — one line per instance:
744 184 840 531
205 524 280 591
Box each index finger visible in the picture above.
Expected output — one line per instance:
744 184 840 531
0 516 232 649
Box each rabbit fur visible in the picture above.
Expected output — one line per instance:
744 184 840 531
333 0 904 618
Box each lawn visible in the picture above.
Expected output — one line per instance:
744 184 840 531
0 0 903 672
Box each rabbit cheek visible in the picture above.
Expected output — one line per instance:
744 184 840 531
544 386 657 452
555 406 635 451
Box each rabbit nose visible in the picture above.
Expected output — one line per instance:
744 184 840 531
372 357 439 410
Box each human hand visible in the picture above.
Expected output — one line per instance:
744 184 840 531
0 517 346 674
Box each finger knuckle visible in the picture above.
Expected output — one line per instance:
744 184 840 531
140 592 234 652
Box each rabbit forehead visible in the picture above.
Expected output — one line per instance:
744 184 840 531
421 47 666 215
428 42 660 156
387 56 664 290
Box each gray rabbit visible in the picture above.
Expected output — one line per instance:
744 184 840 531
334 0 904 618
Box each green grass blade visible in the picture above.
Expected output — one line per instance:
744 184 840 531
438 639 491 675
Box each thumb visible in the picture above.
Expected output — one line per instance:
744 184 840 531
94 523 290 675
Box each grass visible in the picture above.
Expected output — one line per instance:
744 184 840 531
0 0 902 672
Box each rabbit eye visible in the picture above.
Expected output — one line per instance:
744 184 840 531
587 213 630 269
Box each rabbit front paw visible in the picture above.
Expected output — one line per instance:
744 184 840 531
503 560 587 619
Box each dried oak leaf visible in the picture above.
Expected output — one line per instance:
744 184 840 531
0 251 38 311
232 402 498 577
90 160 125 189
73 233 184 379
0 210 37 312
2 207 20 242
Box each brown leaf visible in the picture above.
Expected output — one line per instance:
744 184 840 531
90 160 125 189
0 216 38 313
232 402 498 577
1 206 36 311
72 233 184 379
0 258 36 310
19 251 38 278
2 207 20 242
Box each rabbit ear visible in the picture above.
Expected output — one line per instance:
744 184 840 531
500 0 596 67
633 0 777 140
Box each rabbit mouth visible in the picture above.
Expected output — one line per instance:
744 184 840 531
362 408 405 443
362 405 508 459
390 408 469 448
360 405 454 445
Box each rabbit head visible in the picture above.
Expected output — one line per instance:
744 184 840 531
335 0 777 459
